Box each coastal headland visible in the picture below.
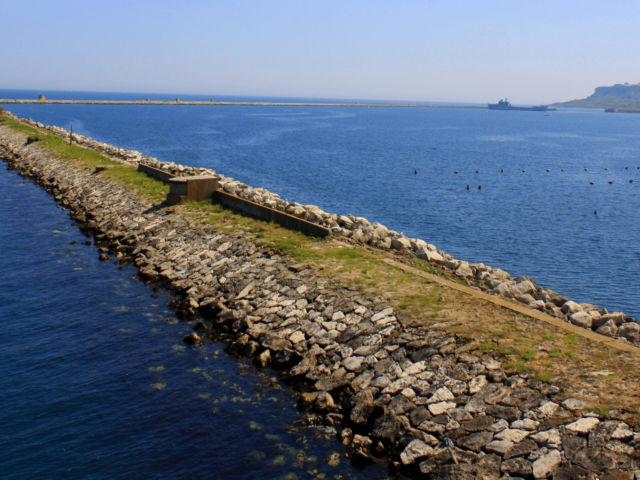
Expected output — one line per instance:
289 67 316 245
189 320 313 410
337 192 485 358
0 99 486 108
1 111 640 478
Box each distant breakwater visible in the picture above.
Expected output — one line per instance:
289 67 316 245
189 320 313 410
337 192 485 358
6 110 640 349
2 115 640 478
0 98 486 108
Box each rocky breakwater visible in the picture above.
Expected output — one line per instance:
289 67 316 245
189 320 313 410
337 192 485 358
2 123 640 479
12 112 638 348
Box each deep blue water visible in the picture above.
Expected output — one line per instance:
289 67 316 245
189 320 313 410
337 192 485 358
0 166 387 478
3 90 638 317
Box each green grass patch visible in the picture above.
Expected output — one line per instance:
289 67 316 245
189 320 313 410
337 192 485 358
506 361 525 370
563 332 578 346
535 371 552 382
520 349 537 361
548 348 561 358
479 342 494 351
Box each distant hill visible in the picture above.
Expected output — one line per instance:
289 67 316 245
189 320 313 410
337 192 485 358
551 83 640 109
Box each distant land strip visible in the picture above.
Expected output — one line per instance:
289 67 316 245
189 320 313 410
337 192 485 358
0 99 487 108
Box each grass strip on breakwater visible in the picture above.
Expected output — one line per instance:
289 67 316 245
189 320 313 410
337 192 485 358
2 113 640 442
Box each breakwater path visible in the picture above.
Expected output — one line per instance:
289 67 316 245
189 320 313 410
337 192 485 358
2 118 640 478
0 99 486 108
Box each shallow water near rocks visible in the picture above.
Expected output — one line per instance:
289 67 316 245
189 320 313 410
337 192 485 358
3 89 639 317
0 166 388 479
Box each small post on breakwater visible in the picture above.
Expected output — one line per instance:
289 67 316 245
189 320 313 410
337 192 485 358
69 125 73 145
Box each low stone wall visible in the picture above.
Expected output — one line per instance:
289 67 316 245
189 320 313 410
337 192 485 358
137 163 175 184
5 110 640 349
213 189 331 238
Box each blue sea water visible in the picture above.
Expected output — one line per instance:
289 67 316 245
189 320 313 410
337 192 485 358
0 166 387 478
2 89 638 318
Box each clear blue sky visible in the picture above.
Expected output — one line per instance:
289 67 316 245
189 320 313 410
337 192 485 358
2 0 639 104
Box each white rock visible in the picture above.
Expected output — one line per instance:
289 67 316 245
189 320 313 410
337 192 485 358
427 386 455 404
611 423 634 440
565 417 600 434
342 356 364 371
400 361 427 378
289 331 305 343
401 388 417 400
381 376 416 395
489 419 509 432
485 440 514 455
561 398 586 411
371 308 394 322
511 419 539 431
400 439 435 465
562 300 583 314
469 375 488 394
537 402 559 417
532 449 562 479
428 401 457 416
495 429 530 443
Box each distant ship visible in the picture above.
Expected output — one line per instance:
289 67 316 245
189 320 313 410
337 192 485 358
488 98 556 111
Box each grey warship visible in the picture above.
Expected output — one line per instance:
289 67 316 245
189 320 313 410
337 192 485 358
488 98 555 111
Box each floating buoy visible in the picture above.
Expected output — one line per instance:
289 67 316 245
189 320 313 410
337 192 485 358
594 210 597 214
626 167 628 170
522 170 526 172
590 182 594 184
414 170 417 174
605 168 608 170
467 185 470 190
501 169 504 173
546 169 550 172
476 170 479 173
454 171 459 174
584 168 588 171
478 185 482 190
561 169 564 171
609 181 613 184
630 179 634 183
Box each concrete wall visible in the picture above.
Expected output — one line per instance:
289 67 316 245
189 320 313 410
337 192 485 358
213 190 331 238
137 163 175 184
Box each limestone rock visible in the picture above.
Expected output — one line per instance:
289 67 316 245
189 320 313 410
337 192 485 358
596 319 619 337
531 449 561 479
570 311 593 329
565 417 600 434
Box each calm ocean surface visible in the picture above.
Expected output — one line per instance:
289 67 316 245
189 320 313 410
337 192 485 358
0 152 386 478
1 88 639 475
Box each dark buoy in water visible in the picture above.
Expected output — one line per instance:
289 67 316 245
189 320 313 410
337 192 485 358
522 170 526 172
478 185 482 190
414 170 417 174
501 169 504 173
626 167 628 170
605 168 608 170
630 179 634 183
466 185 470 190
609 181 613 184
561 169 564 171
590 182 594 184
454 171 459 174
584 168 588 171
546 169 550 172
476 170 479 173
594 210 597 214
